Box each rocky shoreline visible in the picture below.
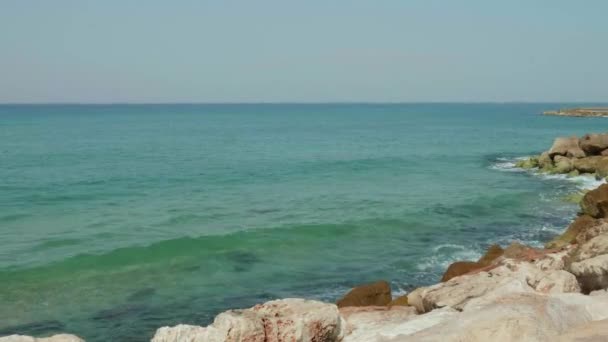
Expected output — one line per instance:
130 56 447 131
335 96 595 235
543 108 608 117
5 133 608 341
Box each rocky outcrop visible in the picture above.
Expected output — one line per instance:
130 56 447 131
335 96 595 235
546 214 597 249
0 336 83 342
336 281 392 308
548 136 585 159
580 133 608 155
152 299 345 342
544 108 608 117
581 184 608 218
440 244 504 282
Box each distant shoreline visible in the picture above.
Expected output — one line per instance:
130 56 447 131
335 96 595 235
544 107 608 117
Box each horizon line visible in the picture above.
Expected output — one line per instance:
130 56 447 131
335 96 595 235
1 101 607 106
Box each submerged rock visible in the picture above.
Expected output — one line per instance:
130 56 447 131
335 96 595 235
336 281 392 308
152 298 345 342
0 335 83 342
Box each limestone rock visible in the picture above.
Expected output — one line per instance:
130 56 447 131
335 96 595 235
337 281 392 308
546 214 597 249
576 219 608 244
569 254 608 294
152 298 345 342
580 133 608 155
0 336 83 342
557 319 608 342
581 184 608 218
395 293 600 342
548 136 586 158
529 270 581 294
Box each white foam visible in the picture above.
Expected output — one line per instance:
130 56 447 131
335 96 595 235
416 245 482 272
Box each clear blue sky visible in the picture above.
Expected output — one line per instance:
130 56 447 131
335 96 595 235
1 0 607 103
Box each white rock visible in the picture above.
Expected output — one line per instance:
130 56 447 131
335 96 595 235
569 254 608 293
151 298 345 342
530 270 581 294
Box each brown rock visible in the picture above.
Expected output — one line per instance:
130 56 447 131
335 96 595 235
336 280 392 308
441 261 483 282
548 136 586 158
503 243 550 262
576 219 608 244
553 155 574 173
545 215 598 249
478 244 504 266
388 294 409 307
581 183 608 218
538 152 553 169
573 156 605 173
597 158 608 178
580 133 608 155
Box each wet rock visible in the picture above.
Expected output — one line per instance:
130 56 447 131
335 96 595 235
545 215 597 249
538 152 553 169
440 261 484 282
336 281 392 308
553 155 573 173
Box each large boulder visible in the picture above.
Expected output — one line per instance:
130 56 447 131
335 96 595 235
397 292 607 342
152 299 345 342
548 136 586 158
573 156 605 173
580 133 608 155
545 214 598 249
336 281 392 308
581 184 608 218
0 336 83 342
569 233 608 293
340 306 418 341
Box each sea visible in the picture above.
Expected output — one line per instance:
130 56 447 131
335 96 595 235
1 103 607 341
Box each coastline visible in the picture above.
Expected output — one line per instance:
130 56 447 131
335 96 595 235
544 107 608 118
6 133 608 341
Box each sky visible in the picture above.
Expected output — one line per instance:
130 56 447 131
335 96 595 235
1 1 607 103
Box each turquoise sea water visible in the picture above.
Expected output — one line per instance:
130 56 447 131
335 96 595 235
1 103 607 341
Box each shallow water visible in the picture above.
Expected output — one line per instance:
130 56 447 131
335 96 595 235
1 103 607 340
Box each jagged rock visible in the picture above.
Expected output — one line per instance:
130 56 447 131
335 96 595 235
568 233 608 293
0 336 83 342
580 133 608 155
337 281 392 308
576 219 608 244
546 215 597 249
581 184 608 218
573 156 605 173
548 136 586 158
152 299 345 342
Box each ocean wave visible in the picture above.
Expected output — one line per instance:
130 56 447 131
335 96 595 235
416 245 482 272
